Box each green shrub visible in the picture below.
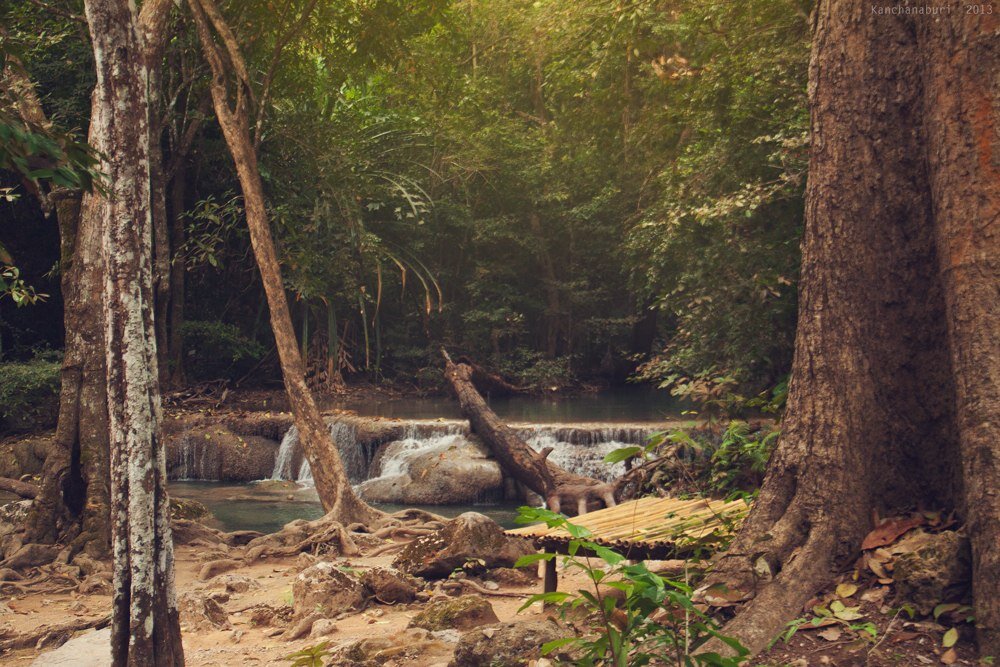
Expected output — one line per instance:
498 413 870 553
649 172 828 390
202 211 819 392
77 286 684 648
708 421 779 495
0 356 61 432
180 320 266 382
515 507 748 667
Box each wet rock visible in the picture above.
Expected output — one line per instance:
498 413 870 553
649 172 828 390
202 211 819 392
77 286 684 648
361 566 418 604
393 512 534 578
179 591 232 630
892 529 971 615
358 438 503 505
292 561 364 619
162 420 279 482
198 558 242 581
450 619 569 667
408 595 499 632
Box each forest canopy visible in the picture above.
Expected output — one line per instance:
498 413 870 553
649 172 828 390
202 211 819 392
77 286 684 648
1 0 810 407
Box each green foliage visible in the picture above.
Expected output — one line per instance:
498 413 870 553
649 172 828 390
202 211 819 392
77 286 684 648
282 641 331 667
0 354 60 431
708 422 780 494
515 506 748 666
179 321 266 382
0 265 47 307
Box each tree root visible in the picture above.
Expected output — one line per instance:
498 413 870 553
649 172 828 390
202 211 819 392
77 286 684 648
0 614 110 652
441 579 527 598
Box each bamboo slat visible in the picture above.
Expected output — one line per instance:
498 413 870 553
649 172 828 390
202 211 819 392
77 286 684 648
506 496 750 559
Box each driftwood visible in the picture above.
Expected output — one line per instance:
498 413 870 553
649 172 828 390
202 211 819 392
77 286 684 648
0 477 38 499
442 349 616 516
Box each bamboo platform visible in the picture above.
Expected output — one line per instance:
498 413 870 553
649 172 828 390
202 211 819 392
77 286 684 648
507 495 750 561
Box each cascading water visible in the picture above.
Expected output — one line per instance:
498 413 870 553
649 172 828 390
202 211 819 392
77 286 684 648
270 419 367 484
270 417 658 491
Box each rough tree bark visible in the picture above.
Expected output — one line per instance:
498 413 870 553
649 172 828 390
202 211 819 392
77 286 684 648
187 0 380 524
8 0 175 561
442 350 616 515
702 0 999 657
83 0 185 662
1 56 112 556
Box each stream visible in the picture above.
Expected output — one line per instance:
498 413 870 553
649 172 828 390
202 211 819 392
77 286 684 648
173 388 685 533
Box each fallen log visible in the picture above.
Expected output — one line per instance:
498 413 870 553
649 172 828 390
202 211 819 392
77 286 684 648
0 477 38 499
442 349 616 516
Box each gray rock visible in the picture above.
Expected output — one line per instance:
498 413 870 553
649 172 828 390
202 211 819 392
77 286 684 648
393 512 534 579
358 438 503 505
292 561 364 619
361 566 418 604
892 529 971 615
408 595 499 632
179 591 232 630
450 619 570 667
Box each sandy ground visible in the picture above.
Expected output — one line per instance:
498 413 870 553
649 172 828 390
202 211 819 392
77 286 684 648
0 543 549 667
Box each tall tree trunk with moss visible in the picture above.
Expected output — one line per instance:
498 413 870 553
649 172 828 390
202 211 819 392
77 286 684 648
188 0 380 524
84 0 185 662
703 1 999 658
14 0 174 563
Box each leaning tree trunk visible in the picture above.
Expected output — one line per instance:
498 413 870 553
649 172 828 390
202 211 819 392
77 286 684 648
442 351 616 515
702 0 999 657
84 0 185 663
187 0 380 525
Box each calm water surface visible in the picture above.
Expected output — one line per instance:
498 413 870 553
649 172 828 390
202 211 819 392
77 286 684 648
169 480 523 533
321 385 685 422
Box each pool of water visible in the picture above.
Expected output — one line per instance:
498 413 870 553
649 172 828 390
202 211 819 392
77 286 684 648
321 385 686 423
169 480 524 534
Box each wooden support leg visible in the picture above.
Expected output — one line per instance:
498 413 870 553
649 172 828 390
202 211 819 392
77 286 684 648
543 550 557 594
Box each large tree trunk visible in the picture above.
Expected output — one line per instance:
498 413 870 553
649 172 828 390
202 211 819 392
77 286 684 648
442 351 616 515
10 0 174 563
83 0 185 663
703 0 999 657
187 0 380 525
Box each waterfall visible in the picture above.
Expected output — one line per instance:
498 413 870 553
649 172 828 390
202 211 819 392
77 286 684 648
270 426 299 480
173 432 214 481
269 418 659 487
270 419 367 484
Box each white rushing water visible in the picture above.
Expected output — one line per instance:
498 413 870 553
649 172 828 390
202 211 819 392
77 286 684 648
270 419 656 486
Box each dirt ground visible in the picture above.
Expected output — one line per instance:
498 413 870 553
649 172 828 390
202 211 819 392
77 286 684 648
1 543 548 667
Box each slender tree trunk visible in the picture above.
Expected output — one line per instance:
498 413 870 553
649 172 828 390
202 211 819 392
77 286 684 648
702 1 999 658
83 0 184 663
187 0 380 524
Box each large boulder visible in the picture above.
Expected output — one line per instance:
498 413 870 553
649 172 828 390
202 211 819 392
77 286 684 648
451 619 571 667
357 436 504 505
892 529 971 615
292 561 365 619
408 595 499 632
393 512 534 578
